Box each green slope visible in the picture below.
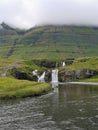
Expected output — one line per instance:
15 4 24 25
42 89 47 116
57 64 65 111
0 22 25 58
0 24 98 60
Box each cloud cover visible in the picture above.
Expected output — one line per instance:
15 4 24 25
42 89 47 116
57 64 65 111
0 0 98 29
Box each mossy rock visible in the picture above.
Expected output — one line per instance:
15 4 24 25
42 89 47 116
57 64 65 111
59 69 76 82
32 75 38 81
33 60 57 68
45 70 51 82
9 68 33 81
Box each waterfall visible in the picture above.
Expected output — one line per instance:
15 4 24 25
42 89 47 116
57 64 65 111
38 72 45 82
51 69 58 83
62 62 66 67
32 70 38 76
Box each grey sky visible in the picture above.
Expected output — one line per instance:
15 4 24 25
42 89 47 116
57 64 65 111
0 0 98 29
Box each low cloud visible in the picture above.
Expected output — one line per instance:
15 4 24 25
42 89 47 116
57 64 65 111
0 0 98 29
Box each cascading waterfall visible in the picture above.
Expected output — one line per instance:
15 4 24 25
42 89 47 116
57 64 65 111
51 69 58 83
38 72 45 82
32 70 45 82
51 69 59 87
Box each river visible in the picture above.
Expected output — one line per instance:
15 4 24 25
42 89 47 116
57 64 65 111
0 84 98 130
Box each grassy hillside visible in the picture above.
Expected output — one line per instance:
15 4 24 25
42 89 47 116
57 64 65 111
65 57 98 71
0 22 24 58
0 24 98 59
0 77 52 99
0 58 52 99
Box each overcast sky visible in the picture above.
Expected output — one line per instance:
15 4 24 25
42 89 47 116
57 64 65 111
0 0 98 29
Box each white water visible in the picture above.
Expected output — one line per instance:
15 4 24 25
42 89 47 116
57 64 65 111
38 72 45 82
62 61 66 67
32 70 38 76
51 69 58 83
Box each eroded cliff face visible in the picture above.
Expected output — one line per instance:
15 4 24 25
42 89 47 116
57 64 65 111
58 69 98 82
6 66 98 82
33 58 74 68
2 58 98 82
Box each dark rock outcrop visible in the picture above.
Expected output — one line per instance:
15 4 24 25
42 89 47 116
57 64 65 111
45 70 52 82
33 60 57 68
59 69 76 82
59 69 98 82
9 68 33 81
64 58 74 65
33 58 74 68
75 69 95 79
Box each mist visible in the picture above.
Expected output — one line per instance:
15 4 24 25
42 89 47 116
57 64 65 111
0 0 98 29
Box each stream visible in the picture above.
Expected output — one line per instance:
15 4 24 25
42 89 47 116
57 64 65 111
0 83 98 130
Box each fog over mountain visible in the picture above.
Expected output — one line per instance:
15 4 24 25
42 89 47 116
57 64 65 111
0 0 98 29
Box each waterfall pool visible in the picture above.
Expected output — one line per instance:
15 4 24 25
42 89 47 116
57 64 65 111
0 83 98 130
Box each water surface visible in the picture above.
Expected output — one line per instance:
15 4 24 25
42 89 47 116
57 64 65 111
0 84 98 130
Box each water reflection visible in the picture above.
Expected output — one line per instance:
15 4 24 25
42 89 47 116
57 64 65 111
0 84 98 130
51 82 59 88
41 84 98 130
59 84 98 100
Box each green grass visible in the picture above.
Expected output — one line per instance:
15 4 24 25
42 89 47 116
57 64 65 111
0 58 17 76
0 25 98 60
0 58 52 100
0 58 45 78
0 77 52 99
59 57 98 82
65 57 98 71
80 75 98 82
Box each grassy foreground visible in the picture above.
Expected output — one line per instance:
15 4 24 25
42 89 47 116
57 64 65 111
0 77 52 99
80 75 98 82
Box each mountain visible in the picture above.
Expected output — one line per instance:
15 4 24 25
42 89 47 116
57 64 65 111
0 22 25 58
1 22 15 30
0 23 98 60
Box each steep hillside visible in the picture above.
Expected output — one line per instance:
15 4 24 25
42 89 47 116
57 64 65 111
0 24 98 59
0 22 24 58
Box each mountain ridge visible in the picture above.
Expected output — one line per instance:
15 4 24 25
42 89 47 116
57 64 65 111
0 23 98 60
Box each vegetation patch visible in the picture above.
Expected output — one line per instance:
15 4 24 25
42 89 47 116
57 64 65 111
59 57 98 82
0 77 52 99
65 57 98 71
80 75 98 82
1 24 98 60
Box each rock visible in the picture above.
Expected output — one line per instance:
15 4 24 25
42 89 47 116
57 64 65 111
59 68 98 82
45 70 51 82
32 75 38 81
33 60 57 68
10 68 33 81
59 69 76 82
64 58 74 65
76 69 97 79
